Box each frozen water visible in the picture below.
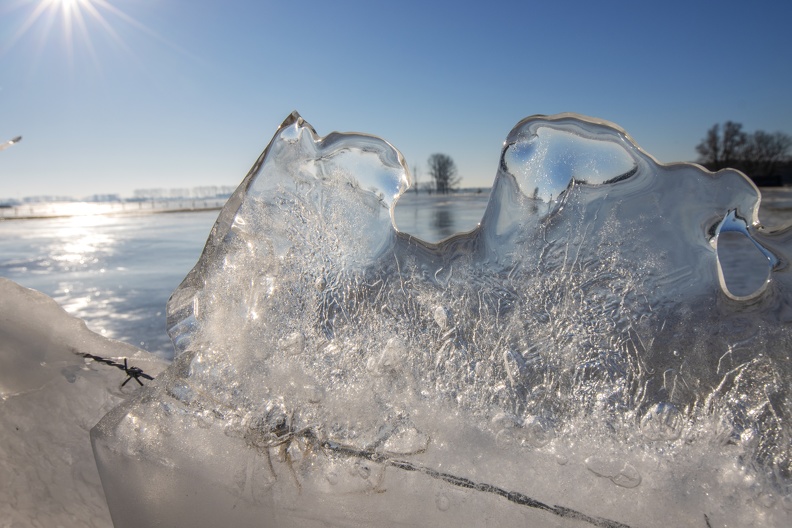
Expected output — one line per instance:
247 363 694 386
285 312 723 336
93 112 792 527
0 278 166 526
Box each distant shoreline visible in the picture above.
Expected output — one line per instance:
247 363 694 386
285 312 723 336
3 187 792 224
0 200 226 222
0 207 224 222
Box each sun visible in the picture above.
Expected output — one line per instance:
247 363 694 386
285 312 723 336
3 0 192 79
2 0 149 64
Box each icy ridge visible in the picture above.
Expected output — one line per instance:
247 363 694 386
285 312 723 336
92 113 792 527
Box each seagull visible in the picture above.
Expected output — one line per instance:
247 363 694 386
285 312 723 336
0 136 22 152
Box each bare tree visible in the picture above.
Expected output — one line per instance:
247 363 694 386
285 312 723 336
427 153 460 194
696 121 747 170
695 121 791 178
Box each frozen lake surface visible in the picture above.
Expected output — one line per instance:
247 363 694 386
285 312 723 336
0 193 490 359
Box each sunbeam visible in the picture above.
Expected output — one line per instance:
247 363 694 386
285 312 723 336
1 0 193 69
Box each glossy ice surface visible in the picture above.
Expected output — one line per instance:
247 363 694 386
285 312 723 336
93 113 792 527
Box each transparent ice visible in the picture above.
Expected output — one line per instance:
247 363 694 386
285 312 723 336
92 112 792 527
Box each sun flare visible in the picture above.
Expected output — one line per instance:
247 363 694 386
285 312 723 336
2 0 159 65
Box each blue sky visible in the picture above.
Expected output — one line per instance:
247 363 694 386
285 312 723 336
1 0 790 199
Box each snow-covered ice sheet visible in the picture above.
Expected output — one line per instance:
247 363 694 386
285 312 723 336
92 113 792 527
0 278 167 527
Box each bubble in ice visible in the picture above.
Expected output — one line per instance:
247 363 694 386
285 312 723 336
584 456 642 489
435 493 450 511
638 402 683 441
92 112 792 527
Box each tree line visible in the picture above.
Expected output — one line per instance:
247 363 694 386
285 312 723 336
696 121 792 181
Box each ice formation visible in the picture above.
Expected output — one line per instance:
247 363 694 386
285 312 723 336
0 278 166 527
92 113 792 527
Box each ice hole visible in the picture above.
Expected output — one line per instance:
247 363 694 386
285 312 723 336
501 125 638 203
716 211 775 299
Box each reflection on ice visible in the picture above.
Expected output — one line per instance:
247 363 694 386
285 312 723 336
0 212 219 357
93 112 792 527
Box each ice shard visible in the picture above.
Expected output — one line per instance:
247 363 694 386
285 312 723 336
92 112 792 527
